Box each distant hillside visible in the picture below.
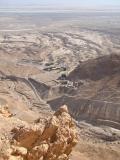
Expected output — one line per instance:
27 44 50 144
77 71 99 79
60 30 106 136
68 54 120 81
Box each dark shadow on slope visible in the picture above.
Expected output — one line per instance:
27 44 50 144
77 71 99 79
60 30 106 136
68 54 120 81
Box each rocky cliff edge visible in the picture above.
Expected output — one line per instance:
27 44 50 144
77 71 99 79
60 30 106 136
0 105 78 160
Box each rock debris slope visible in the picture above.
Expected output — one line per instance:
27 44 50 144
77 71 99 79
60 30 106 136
0 105 78 160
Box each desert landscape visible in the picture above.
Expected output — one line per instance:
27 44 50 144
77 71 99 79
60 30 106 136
0 11 120 159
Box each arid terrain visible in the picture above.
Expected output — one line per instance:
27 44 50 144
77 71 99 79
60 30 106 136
0 11 120 159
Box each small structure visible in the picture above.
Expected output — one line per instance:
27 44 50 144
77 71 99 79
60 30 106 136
59 67 67 80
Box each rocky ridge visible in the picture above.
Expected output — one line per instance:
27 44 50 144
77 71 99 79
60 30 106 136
0 105 78 160
48 54 120 129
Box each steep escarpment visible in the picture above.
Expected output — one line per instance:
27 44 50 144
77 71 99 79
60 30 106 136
48 95 120 129
0 105 78 160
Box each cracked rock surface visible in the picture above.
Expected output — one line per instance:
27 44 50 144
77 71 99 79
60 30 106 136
0 105 78 160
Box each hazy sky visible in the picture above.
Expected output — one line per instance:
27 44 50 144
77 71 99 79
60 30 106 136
0 0 120 8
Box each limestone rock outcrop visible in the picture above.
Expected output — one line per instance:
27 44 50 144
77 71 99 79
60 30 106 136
0 105 78 160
